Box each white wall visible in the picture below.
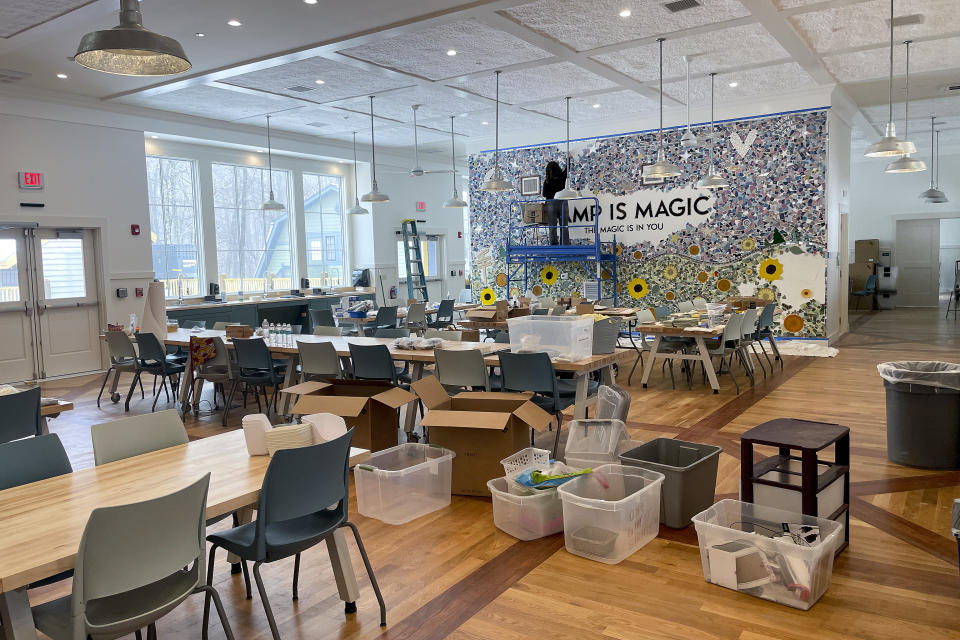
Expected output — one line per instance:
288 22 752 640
940 218 960 292
826 92 854 340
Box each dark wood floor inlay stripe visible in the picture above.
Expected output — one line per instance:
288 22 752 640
851 497 960 566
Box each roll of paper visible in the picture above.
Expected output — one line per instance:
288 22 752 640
140 281 167 340
302 412 347 443
242 413 272 456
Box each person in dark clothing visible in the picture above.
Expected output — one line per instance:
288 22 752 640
542 161 569 245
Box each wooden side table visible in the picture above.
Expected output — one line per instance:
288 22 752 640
740 418 850 553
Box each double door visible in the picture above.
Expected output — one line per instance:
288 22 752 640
0 226 101 382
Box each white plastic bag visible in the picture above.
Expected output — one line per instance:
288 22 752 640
877 361 960 390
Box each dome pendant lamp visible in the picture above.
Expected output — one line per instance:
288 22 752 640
443 116 468 208
555 97 580 200
928 130 949 203
481 70 514 192
696 72 729 190
646 38 682 179
865 0 916 158
75 0 190 76
885 40 926 173
919 117 946 202
261 116 284 211
680 56 698 148
347 132 369 215
361 96 390 203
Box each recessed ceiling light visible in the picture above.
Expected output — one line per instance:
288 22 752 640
304 0 318 4
728 81 738 88
338 160 344 163
56 73 68 79
619 9 631 17
257 149 265 153
150 135 159 139
314 79 325 85
446 49 457 56
227 19 242 27
592 103 600 108
482 121 489 125
195 32 205 37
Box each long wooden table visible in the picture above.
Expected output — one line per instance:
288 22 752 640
635 323 726 393
0 430 370 640
335 303 478 329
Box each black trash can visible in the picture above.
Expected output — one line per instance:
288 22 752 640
879 361 960 469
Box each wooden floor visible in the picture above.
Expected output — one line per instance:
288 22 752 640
29 308 960 639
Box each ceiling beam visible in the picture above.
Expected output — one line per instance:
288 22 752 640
737 0 835 85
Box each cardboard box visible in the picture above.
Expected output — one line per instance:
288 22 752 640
522 203 546 224
517 297 531 308
576 302 595 315
849 262 875 291
412 376 552 496
466 300 508 321
508 306 531 318
285 379 417 452
725 296 769 311
459 328 480 342
855 239 880 264
225 324 253 339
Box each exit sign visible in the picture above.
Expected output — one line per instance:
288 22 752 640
415 201 426 212
18 171 43 190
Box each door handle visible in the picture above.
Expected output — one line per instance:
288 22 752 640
24 300 32 316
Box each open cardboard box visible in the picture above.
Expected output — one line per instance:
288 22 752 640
466 300 508 321
412 375 553 496
284 379 417 452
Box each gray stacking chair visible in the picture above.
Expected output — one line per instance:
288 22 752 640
374 328 410 339
98 331 143 407
91 409 189 466
754 303 781 370
309 308 336 328
697 312 745 393
31 474 236 640
363 306 398 336
212 321 230 331
132 332 185 413
297 341 343 381
203 431 386 639
0 386 43 444
313 325 344 337
738 307 765 380
227 338 285 423
193 337 235 410
348 343 407 386
434 349 491 391
423 329 461 341
428 299 455 328
404 302 427 334
653 305 673 320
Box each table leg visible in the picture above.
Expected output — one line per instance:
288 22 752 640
325 529 360 606
38 418 49 436
277 355 299 418
573 372 589 419
403 361 425 436
639 336 662 388
601 364 615 386
695 337 721 394
0 588 36 640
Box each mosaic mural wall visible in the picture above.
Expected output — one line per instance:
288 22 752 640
467 109 828 337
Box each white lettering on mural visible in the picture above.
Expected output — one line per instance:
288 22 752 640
566 187 716 245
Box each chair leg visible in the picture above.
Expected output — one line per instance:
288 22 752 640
253 561 282 640
136 631 143 640
125 370 141 412
139 374 145 399
96 367 113 407
757 341 774 372
147 623 157 640
627 351 642 385
343 522 387 627
750 343 767 378
222 381 239 427
254 387 262 413
241 560 252 600
726 354 740 393
202 544 217 640
197 584 237 640
151 377 166 412
292 553 300 600
552 412 563 458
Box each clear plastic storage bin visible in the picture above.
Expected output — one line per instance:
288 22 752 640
558 464 664 564
563 419 627 466
487 477 565 540
691 499 842 610
507 315 594 362
354 443 455 525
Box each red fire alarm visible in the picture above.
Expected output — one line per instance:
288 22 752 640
457 231 462 238
135 287 144 297
130 224 140 236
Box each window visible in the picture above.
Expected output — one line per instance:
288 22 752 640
302 172 346 287
212 163 293 293
397 236 439 280
145 156 202 298
0 239 19 302
40 238 86 299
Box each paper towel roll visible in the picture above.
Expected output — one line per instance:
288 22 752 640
140 281 167 341
242 413 272 456
302 413 347 443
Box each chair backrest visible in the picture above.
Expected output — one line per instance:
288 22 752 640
291 324 303 335
864 274 877 292
374 305 398 327
677 300 695 312
73 474 209 615
756 303 775 331
297 341 342 379
255 431 353 557
0 433 72 491
180 320 206 329
597 298 614 307
232 337 273 373
207 336 231 370
405 303 427 326
136 332 167 364
532 308 549 315
636 308 656 324
539 297 556 309
740 307 759 339
105 331 137 363
692 297 708 310
310 308 336 327
375 328 410 339
348 343 397 382
313 325 344 336
653 306 672 320
424 329 461 341
434 349 489 390
498 351 557 396
0 386 42 443
91 409 189 466
494 331 510 343
212 321 229 331
436 299 455 323
722 313 744 344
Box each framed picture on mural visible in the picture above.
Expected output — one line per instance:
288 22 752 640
519 175 541 196
640 163 664 186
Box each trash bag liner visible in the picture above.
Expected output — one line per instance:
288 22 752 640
877 361 960 391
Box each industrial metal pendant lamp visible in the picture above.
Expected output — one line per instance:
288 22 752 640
865 0 916 158
680 56 698 148
444 116 468 208
555 97 580 200
885 40 926 173
75 0 190 76
481 70 514 192
929 130 949 203
348 132 369 215
695 72 729 190
361 96 390 203
261 116 285 211
409 104 426 177
919 116 946 202
646 38 682 179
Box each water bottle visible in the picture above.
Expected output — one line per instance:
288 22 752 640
283 323 291 346
269 323 276 344
261 319 270 340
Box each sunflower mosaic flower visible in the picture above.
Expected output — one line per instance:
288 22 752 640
480 287 496 305
665 291 676 301
716 278 732 292
801 288 812 299
759 257 784 282
495 272 507 287
741 237 757 251
697 271 710 283
532 285 543 296
757 287 776 301
540 265 559 285
688 245 700 256
627 277 649 299
662 264 679 280
633 250 643 260
783 314 805 333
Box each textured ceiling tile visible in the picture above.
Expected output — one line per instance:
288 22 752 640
218 56 412 102
449 61 618 104
265 107 396 136
592 23 788 82
119 85 305 122
325 85 490 123
424 108 559 137
773 0 825 8
524 90 658 121
504 0 751 52
663 62 817 104
0 0 92 38
789 0 960 53
354 124 449 147
823 35 960 82
338 18 551 81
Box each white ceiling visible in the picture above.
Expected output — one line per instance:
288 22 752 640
0 0 958 150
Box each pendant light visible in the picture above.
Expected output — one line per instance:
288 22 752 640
680 56 698 148
885 40 926 173
555 97 580 200
409 104 426 177
75 0 190 76
928 130 949 203
361 96 389 203
443 117 468 208
481 70 514 192
919 117 945 202
646 38 682 179
262 116 284 211
348 132 369 215
865 0 916 158
696 73 729 190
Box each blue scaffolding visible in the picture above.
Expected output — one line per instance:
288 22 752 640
506 197 618 306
